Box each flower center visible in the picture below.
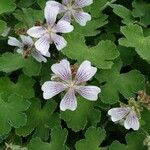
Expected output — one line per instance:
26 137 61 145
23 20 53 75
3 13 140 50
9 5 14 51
23 45 29 50
62 79 77 90
69 80 76 87
65 4 74 13
23 44 31 58
65 0 82 12
45 25 56 35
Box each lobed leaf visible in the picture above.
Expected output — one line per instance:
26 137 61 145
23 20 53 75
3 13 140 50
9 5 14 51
75 127 106 150
0 0 16 14
16 98 60 141
132 1 150 26
86 0 108 18
61 97 101 131
96 59 145 104
141 109 150 134
62 33 119 69
109 132 146 150
110 4 134 25
13 8 43 29
0 75 35 99
28 127 68 150
0 53 41 76
73 15 108 37
0 94 30 135
119 24 150 62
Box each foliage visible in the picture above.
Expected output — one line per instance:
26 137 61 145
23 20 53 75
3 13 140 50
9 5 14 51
0 0 149 149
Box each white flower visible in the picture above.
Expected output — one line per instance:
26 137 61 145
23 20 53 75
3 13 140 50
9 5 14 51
45 0 93 26
8 35 50 63
27 7 74 56
108 107 140 131
41 59 101 111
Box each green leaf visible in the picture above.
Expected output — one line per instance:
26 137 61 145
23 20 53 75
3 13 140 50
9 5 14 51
0 0 16 14
17 0 36 8
6 143 27 150
61 97 101 131
86 0 108 18
16 98 60 141
0 53 41 76
141 109 150 134
75 127 106 150
110 4 134 24
109 141 125 150
118 46 136 66
0 20 6 35
73 16 108 36
13 8 43 28
0 94 30 135
0 75 35 99
119 24 150 62
40 59 55 83
28 127 68 150
132 1 150 26
62 33 119 69
96 59 145 104
37 0 47 9
109 132 146 150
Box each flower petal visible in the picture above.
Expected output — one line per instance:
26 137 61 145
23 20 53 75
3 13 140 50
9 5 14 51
31 50 47 63
74 0 93 8
55 20 74 33
45 51 51 57
124 111 140 130
46 0 65 13
51 59 71 81
16 49 23 54
27 26 46 38
75 86 101 101
73 11 91 26
75 60 97 83
42 81 67 99
46 0 61 7
20 35 33 46
34 34 50 55
60 89 77 111
44 4 59 25
8 36 23 48
51 33 67 50
108 107 130 122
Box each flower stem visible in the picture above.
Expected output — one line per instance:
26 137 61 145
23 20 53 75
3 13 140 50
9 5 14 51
100 0 117 11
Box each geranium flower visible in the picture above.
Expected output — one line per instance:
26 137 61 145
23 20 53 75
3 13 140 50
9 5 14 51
45 0 93 26
108 106 140 130
27 7 74 56
42 59 101 111
8 35 50 63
